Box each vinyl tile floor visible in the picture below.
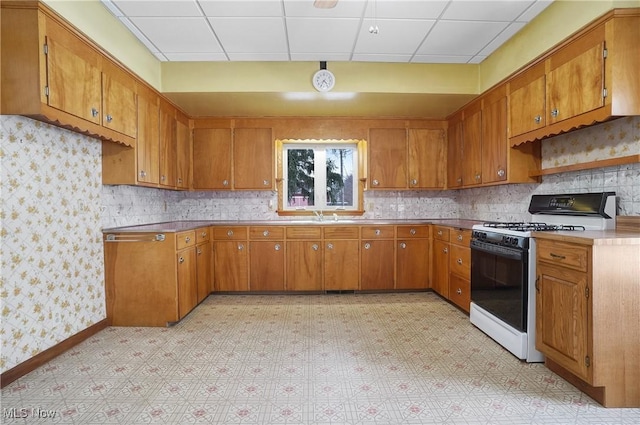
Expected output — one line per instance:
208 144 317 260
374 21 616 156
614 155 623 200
2 292 639 424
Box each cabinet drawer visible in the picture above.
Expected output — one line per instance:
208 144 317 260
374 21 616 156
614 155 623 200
537 239 589 272
213 226 247 240
286 226 322 239
196 227 211 243
449 274 470 312
451 229 471 246
323 226 359 239
250 226 285 240
361 226 395 239
449 244 470 278
433 226 450 241
397 225 430 238
176 231 196 250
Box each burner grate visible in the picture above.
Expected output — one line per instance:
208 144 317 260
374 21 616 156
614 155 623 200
481 222 586 232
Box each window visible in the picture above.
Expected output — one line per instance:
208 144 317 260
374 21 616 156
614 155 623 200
276 139 366 215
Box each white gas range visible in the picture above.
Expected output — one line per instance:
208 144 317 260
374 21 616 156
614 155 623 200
469 192 616 362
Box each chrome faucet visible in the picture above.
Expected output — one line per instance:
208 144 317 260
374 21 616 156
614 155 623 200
314 210 324 221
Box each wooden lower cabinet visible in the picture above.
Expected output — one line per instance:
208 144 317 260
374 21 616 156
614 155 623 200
396 238 430 289
535 237 640 408
104 229 203 327
196 241 212 303
286 241 323 291
324 239 359 290
432 240 450 297
214 240 249 291
177 247 197 319
250 241 285 291
360 239 395 290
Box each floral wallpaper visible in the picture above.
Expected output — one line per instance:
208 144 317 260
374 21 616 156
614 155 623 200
542 116 640 168
0 116 106 373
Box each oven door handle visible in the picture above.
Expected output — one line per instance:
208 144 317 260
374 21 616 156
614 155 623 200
471 241 525 261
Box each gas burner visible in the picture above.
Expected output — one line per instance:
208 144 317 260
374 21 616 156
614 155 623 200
481 222 586 232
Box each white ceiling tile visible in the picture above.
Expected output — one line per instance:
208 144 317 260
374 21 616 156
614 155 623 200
354 19 436 55
198 0 284 17
112 0 202 17
129 17 222 53
119 17 159 52
442 0 535 22
286 17 361 54
290 53 352 62
363 0 449 19
477 21 526 57
284 0 366 17
412 55 472 64
209 17 288 53
417 20 509 56
164 52 228 61
227 52 291 61
517 0 554 22
352 53 413 62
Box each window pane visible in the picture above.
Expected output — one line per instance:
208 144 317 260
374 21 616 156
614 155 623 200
326 148 354 208
287 148 315 207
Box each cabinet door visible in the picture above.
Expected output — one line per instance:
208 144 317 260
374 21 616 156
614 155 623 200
192 128 232 189
547 29 605 125
214 241 249 291
449 273 470 312
45 18 102 125
196 242 212 303
536 263 590 381
396 239 430 289
481 90 508 184
462 106 482 186
432 240 449 297
447 115 463 189
324 240 359 290
234 128 273 190
250 241 285 291
177 247 197 319
368 128 407 189
101 60 137 138
175 115 191 189
509 62 546 137
286 241 323 291
136 88 160 185
360 240 395 290
408 129 446 189
159 101 177 188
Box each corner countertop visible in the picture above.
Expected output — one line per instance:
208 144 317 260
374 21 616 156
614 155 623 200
532 229 640 245
102 219 483 234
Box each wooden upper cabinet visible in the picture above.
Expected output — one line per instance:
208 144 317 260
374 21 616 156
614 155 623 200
462 102 482 187
159 100 177 188
408 129 446 189
136 86 160 185
446 113 464 189
368 128 407 189
192 128 232 190
481 86 508 185
509 61 546 138
0 3 135 147
233 128 273 190
101 60 137 138
45 17 102 125
547 25 606 125
175 111 191 190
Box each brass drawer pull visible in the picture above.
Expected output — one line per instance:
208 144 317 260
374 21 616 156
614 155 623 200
549 252 566 260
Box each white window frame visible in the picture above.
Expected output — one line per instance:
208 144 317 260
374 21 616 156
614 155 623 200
275 139 367 216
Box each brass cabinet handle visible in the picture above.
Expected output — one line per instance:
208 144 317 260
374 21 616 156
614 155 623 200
549 252 566 260
185 236 191 243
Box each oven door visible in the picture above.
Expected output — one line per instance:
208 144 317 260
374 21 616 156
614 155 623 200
470 240 528 332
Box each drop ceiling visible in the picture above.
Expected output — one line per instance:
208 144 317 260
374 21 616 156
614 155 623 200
99 0 554 118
